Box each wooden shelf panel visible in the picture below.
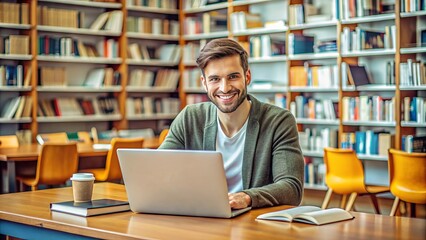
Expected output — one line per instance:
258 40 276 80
289 20 338 30
127 5 179 14
126 32 179 41
354 85 396 92
0 117 32 124
38 0 122 9
37 26 121 36
399 85 426 91
400 10 426 18
401 122 426 127
37 56 122 64
302 150 324 157
232 0 278 7
0 54 32 60
126 87 177 93
183 2 228 14
0 86 32 92
183 87 205 93
341 49 396 57
248 87 287 93
0 23 31 30
341 13 395 24
183 31 229 41
342 121 396 127
400 46 426 54
357 154 388 161
127 113 177 121
304 183 327 191
37 114 122 123
290 86 339 92
126 59 179 66
248 55 287 63
296 118 340 125
288 52 338 60
37 86 122 93
232 27 288 36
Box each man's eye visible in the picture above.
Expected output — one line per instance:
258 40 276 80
209 78 219 82
229 75 238 79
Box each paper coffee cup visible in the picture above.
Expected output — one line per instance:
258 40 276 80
71 173 95 203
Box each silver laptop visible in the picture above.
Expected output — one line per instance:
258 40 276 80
117 148 251 218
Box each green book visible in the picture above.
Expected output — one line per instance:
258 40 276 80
50 199 130 217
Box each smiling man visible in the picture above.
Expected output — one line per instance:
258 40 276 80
159 38 304 209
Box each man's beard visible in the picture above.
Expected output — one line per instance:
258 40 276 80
207 86 248 114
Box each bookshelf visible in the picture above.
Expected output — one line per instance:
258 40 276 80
0 0 180 139
0 0 425 190
178 0 425 190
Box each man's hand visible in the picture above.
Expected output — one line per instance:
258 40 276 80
228 192 251 209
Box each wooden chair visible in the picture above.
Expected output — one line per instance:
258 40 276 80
80 138 144 182
158 129 169 145
36 132 68 144
16 143 78 191
321 148 389 213
0 135 19 148
388 149 426 217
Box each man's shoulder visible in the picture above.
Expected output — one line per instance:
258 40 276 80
183 102 214 113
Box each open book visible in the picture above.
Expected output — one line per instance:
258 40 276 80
256 206 354 225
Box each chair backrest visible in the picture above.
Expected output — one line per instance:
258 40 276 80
105 138 144 181
77 131 92 143
35 143 79 185
323 148 367 194
0 135 19 148
158 129 169 145
388 148 426 204
36 132 68 144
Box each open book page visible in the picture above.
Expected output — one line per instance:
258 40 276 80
256 206 322 222
293 208 354 225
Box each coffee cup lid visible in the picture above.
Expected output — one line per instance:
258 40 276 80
71 173 95 181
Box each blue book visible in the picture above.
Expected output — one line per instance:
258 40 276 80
410 97 417 122
355 131 366 154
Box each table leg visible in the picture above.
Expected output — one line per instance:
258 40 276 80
6 161 16 193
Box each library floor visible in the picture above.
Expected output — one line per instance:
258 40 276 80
302 189 426 218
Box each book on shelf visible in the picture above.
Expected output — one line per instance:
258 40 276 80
288 33 315 55
347 65 370 86
256 206 354 225
402 135 426 153
230 11 263 33
50 199 130 217
0 96 22 119
0 2 29 24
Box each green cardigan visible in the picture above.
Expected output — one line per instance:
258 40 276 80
159 95 304 208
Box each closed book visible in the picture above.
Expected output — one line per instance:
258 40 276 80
50 199 130 217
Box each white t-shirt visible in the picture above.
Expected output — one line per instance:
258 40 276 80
216 117 248 193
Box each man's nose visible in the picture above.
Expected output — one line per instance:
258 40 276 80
219 78 231 92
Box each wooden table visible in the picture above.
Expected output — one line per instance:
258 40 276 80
0 183 424 240
0 138 159 193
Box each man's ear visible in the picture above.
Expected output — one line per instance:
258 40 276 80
201 75 208 92
245 69 252 86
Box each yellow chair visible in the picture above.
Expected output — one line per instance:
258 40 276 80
81 138 144 182
321 148 389 213
0 135 19 148
16 143 78 191
36 132 68 144
158 129 169 145
388 149 426 217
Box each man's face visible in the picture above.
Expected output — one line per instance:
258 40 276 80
201 55 251 113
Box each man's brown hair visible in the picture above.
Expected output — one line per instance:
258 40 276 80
196 38 249 77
